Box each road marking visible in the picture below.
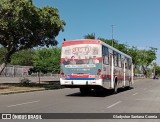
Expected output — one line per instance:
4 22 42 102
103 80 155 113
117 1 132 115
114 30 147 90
149 90 160 93
7 100 40 107
107 101 122 109
135 99 146 101
132 93 138 96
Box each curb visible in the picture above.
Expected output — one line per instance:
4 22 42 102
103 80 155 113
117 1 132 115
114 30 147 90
0 88 46 95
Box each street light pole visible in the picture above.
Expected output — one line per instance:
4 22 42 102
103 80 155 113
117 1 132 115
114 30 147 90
111 25 114 47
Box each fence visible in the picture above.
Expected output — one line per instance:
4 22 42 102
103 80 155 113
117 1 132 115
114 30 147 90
0 65 60 78
0 65 31 77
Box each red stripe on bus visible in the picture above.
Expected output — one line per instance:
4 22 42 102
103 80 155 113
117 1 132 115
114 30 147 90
62 39 100 46
101 74 130 80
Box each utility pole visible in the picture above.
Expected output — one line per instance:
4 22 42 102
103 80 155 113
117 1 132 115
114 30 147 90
111 25 114 47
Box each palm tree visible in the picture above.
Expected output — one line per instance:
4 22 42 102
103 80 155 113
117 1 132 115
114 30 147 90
84 33 96 39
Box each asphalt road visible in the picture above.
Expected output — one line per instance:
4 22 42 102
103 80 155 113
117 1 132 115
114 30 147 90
0 78 160 122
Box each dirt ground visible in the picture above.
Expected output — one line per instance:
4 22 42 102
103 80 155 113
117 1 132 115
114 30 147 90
0 84 45 94
0 82 62 95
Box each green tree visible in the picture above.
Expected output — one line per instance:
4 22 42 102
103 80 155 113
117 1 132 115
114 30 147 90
10 49 34 66
150 62 158 77
30 48 61 83
0 47 6 64
155 66 160 77
126 46 140 75
136 47 157 77
0 0 65 74
84 33 96 39
99 38 129 53
98 38 112 46
32 48 61 74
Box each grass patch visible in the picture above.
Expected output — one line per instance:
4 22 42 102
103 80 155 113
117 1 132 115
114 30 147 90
0 82 63 95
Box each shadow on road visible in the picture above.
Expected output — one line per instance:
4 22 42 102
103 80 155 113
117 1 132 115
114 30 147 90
66 87 134 97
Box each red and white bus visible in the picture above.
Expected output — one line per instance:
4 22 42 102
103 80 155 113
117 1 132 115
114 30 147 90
60 39 133 94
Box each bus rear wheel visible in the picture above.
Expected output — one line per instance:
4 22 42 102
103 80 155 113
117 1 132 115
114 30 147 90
80 88 91 95
128 78 133 89
114 80 118 94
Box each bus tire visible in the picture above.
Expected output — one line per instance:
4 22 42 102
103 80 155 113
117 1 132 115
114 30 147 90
80 88 91 95
114 79 118 94
128 77 132 89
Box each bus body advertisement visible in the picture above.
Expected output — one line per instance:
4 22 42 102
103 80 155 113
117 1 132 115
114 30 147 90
60 39 133 94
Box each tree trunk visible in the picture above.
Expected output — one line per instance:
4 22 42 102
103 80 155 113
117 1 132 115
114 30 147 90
133 65 136 76
38 72 41 84
142 65 147 78
0 63 7 75
0 51 14 75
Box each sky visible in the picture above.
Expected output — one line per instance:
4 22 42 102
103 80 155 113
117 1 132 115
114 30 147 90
33 0 160 65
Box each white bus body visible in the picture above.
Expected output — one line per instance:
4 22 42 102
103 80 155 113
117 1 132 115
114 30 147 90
60 39 133 93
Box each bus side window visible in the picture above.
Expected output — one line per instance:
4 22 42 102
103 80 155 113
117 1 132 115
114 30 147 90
102 46 105 64
125 58 129 69
127 58 131 69
118 54 122 68
117 54 119 67
113 51 115 66
113 51 118 67
110 54 112 65
102 46 109 65
125 62 127 69
121 58 124 68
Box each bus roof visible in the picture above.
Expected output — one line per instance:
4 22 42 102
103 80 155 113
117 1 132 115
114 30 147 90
62 39 132 59
62 39 100 46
